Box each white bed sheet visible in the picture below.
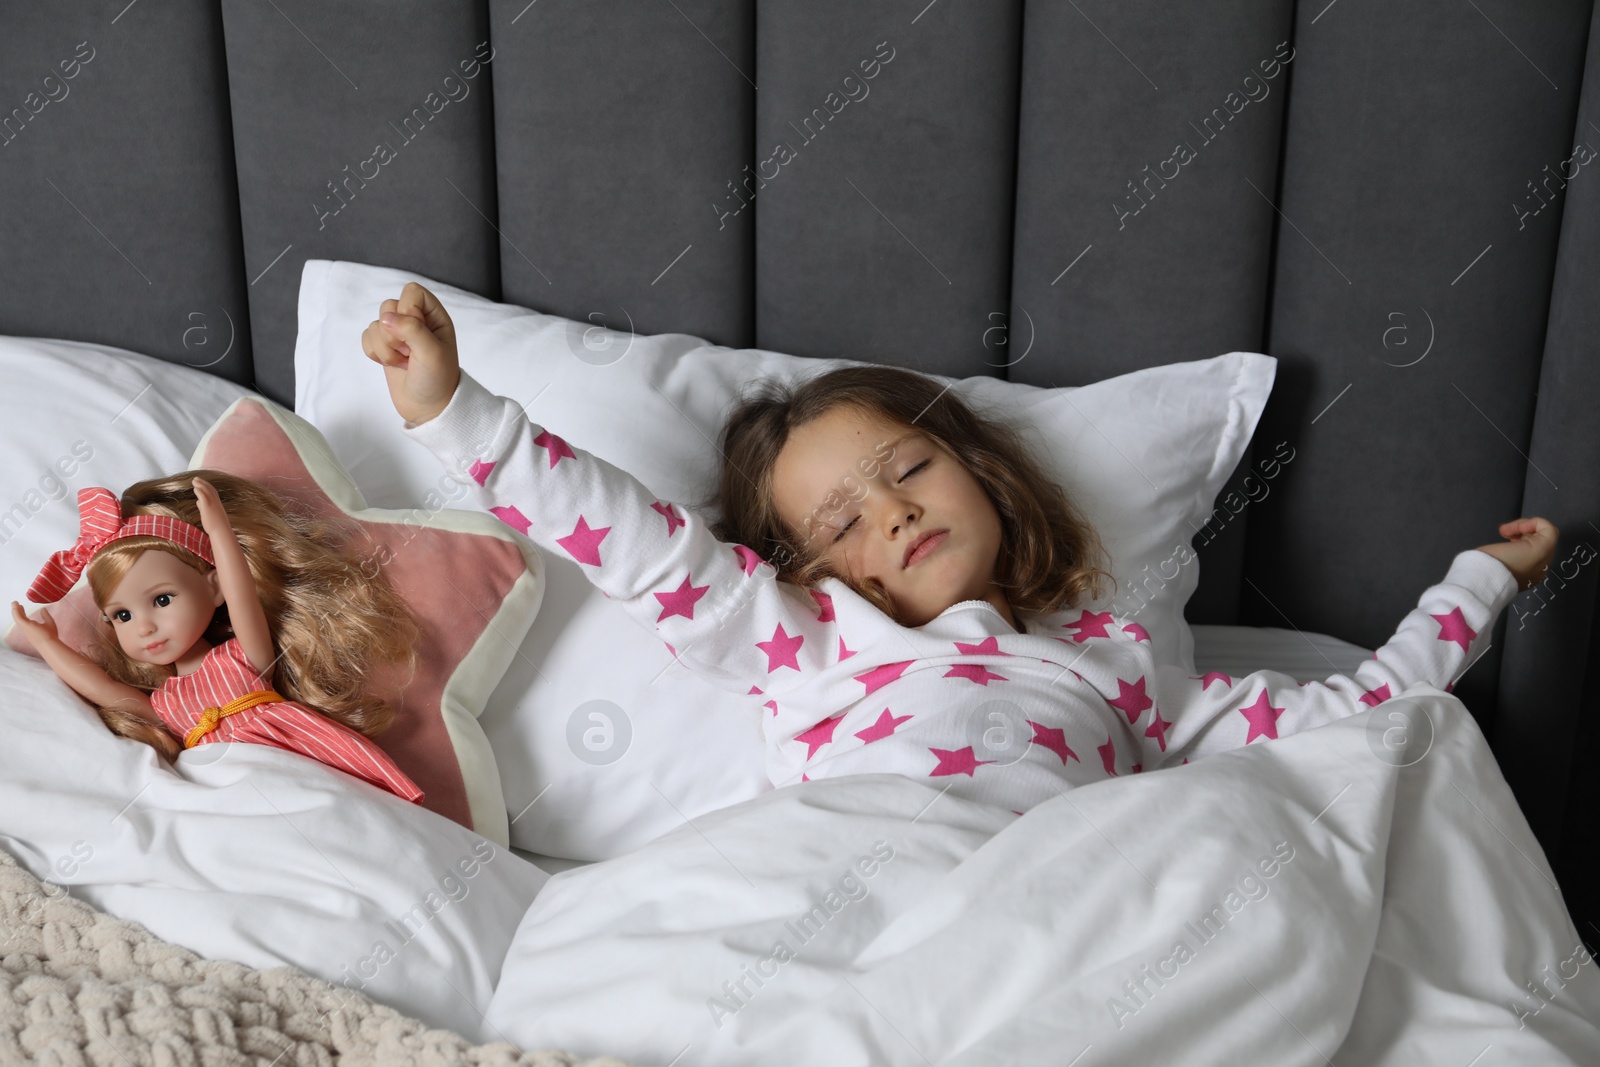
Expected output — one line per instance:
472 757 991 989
486 683 1600 1065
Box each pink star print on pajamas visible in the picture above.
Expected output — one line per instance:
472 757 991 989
758 624 805 672
944 663 1008 685
856 708 912 743
533 429 576 468
1145 708 1172 751
1239 690 1284 743
654 575 708 622
651 501 686 535
855 660 912 696
796 714 845 759
1098 735 1119 776
1106 676 1153 724
1028 722 1079 765
489 504 530 535
810 589 836 621
1359 683 1391 707
1064 610 1114 642
557 516 609 565
1431 606 1477 652
930 746 994 777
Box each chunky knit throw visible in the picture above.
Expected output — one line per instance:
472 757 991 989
0 846 631 1067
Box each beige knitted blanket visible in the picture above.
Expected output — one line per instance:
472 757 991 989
0 846 631 1067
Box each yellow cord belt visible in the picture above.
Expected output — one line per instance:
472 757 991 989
184 689 285 749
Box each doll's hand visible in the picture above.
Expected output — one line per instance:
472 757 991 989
1476 517 1559 593
362 282 461 426
191 477 233 538
10 601 60 652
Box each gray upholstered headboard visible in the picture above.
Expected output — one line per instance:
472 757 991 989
3 2 1595 939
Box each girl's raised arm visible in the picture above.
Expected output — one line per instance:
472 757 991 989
1140 547 1521 770
401 369 840 698
191 477 275 677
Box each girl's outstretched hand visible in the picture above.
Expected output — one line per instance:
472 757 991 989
9 601 59 653
1476 517 1559 592
362 282 462 426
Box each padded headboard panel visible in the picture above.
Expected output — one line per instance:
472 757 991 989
2 1 1596 941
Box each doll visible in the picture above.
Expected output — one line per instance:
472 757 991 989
9 470 426 804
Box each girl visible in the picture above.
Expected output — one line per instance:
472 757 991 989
9 471 425 804
364 284 1556 813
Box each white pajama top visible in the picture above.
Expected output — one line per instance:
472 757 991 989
405 370 1522 815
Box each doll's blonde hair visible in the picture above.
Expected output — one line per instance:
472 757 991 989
83 470 420 761
702 365 1117 626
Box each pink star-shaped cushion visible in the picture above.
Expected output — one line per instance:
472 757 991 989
6 398 541 845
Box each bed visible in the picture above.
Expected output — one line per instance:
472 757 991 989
2 1 1598 1063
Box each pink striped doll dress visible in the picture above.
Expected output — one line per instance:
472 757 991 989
147 635 424 804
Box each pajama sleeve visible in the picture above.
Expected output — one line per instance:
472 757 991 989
1144 548 1520 770
400 369 840 697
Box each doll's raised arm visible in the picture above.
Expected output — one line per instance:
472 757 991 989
8 601 160 724
191 477 275 677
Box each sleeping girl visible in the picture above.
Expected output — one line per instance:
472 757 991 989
363 283 1557 813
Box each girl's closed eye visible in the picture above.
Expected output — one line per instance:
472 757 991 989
831 459 931 543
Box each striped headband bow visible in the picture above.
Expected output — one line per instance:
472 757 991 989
26 486 214 604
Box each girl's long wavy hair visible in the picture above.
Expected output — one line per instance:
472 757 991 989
83 470 420 761
699 364 1117 627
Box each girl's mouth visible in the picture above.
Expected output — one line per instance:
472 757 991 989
904 530 949 568
144 640 168 654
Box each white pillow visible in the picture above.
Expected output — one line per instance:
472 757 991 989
295 260 1273 860
0 337 257 607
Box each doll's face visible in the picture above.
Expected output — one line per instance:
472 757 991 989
99 549 224 667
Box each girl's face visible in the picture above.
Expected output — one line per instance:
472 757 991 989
99 549 224 667
772 405 1010 629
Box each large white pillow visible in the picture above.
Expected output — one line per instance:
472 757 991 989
0 337 257 607
295 260 1273 860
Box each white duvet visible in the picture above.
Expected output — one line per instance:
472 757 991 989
484 686 1600 1065
5 637 1598 1064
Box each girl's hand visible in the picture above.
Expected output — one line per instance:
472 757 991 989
10 601 60 653
191 476 233 538
362 282 461 426
1476 517 1559 592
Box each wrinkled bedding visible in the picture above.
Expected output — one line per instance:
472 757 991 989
6 631 1597 1064
484 687 1600 1066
